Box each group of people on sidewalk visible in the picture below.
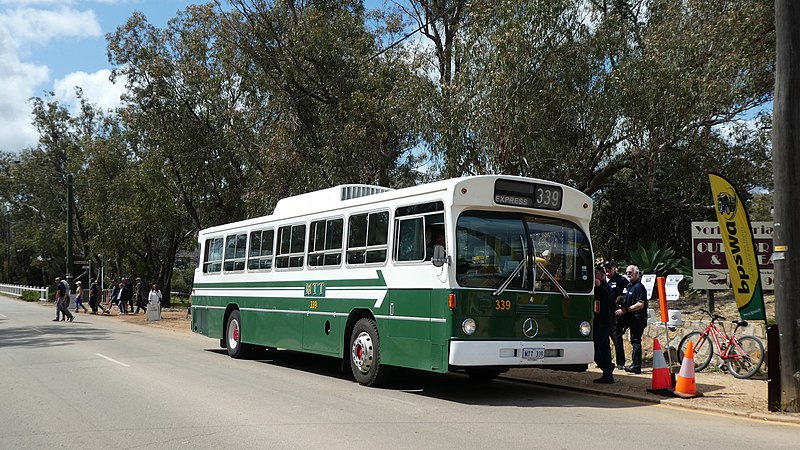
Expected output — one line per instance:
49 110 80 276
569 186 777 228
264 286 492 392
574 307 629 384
592 260 648 384
52 276 163 322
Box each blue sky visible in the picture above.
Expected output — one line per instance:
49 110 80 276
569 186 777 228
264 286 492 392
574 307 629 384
0 0 200 153
0 0 391 154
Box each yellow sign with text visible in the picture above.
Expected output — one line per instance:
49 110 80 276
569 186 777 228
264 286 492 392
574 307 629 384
708 173 766 321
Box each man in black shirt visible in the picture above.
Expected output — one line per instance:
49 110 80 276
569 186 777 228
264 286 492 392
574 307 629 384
604 260 629 369
616 265 648 374
592 266 614 384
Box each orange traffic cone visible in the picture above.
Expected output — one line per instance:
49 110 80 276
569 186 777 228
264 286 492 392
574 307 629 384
647 338 674 396
674 340 702 398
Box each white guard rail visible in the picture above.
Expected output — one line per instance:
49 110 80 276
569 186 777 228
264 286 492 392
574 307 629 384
0 283 49 301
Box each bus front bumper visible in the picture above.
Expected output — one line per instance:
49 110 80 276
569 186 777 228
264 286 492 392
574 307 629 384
448 340 594 367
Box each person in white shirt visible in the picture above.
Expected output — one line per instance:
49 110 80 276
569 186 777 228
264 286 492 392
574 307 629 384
148 284 163 318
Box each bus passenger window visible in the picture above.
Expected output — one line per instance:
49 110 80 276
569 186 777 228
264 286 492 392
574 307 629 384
347 211 389 265
276 224 306 269
248 229 274 270
203 237 223 273
223 233 247 272
308 218 343 267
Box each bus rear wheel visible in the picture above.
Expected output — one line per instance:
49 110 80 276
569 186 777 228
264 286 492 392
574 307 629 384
349 318 391 387
226 310 249 359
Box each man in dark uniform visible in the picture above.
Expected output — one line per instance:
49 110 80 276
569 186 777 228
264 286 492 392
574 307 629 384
592 266 614 384
604 260 629 369
122 277 134 313
615 265 648 374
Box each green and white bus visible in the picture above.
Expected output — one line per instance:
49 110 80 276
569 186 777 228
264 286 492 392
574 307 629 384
191 175 595 386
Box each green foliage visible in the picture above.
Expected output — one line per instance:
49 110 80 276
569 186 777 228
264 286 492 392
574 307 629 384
748 193 773 221
0 0 776 304
170 266 195 295
627 242 682 277
20 290 40 302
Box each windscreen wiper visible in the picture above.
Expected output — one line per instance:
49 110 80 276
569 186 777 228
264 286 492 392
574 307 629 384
493 236 528 297
535 260 569 301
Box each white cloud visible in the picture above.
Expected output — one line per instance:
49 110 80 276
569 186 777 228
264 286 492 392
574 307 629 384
0 4 103 152
0 7 101 50
53 69 126 113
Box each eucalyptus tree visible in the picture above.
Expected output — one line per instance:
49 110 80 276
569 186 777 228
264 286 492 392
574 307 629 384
0 91 123 285
224 0 427 196
107 4 257 304
407 0 773 258
108 4 259 230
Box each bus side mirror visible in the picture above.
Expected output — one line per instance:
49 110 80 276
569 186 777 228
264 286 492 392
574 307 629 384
431 245 450 267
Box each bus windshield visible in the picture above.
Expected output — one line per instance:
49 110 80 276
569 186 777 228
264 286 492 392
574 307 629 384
455 211 593 293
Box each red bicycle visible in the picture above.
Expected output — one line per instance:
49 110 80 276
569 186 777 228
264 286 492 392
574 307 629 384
678 309 765 379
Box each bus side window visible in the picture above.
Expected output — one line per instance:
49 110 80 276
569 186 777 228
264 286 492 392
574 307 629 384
308 218 343 268
203 237 223 273
395 217 424 261
223 233 247 272
248 229 274 271
276 224 306 269
347 211 389 265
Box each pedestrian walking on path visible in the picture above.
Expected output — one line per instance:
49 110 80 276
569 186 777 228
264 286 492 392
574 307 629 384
53 277 73 322
74 281 88 313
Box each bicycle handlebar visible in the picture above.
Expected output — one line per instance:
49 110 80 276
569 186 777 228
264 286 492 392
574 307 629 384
699 308 727 323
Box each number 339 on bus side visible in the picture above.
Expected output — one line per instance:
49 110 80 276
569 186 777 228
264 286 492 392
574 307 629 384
495 299 511 311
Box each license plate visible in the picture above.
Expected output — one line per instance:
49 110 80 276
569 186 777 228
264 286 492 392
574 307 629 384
522 348 545 360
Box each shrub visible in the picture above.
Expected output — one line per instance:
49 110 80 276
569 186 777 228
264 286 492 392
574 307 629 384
628 242 683 277
21 290 41 302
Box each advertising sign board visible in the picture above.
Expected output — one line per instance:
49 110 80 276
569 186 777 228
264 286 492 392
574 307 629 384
691 221 773 290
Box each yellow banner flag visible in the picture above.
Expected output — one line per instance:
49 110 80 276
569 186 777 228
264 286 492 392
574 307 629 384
708 173 766 321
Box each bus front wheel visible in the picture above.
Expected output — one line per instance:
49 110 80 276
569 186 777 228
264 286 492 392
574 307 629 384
349 318 391 387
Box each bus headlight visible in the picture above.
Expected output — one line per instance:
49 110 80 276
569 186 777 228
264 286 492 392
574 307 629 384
579 321 591 336
462 318 477 335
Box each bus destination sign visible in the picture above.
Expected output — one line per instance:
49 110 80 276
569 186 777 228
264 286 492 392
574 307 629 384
494 179 562 211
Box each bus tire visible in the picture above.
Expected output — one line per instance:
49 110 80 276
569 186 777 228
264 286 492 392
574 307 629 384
226 310 249 359
349 318 391 387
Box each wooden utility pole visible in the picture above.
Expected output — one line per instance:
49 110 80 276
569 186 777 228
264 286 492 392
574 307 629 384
773 0 800 412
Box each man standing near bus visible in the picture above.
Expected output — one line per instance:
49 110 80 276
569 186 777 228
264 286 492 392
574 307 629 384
615 265 647 374
604 260 629 369
592 266 614 384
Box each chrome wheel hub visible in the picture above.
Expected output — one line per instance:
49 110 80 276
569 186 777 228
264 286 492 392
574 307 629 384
351 331 374 374
228 319 240 350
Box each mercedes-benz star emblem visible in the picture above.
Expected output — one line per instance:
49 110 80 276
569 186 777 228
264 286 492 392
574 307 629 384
522 317 538 338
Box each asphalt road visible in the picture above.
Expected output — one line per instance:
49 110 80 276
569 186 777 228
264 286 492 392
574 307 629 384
1 295 797 449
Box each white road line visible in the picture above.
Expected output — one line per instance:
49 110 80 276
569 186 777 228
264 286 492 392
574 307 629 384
0 314 7 318
96 353 130 367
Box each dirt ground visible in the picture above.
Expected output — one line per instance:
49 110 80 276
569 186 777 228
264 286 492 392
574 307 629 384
103 308 193 332
42 293 794 420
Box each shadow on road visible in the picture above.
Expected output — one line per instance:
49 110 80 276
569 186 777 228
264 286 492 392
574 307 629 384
0 323 117 349
203 347 650 409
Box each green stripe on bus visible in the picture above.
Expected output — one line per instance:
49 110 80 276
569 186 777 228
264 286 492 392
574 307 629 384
193 269 387 289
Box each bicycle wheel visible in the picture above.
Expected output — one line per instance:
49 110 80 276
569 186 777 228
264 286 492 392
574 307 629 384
679 332 713 371
727 336 765 379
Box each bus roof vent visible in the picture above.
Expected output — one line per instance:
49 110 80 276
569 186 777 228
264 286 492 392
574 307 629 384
340 185 393 201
